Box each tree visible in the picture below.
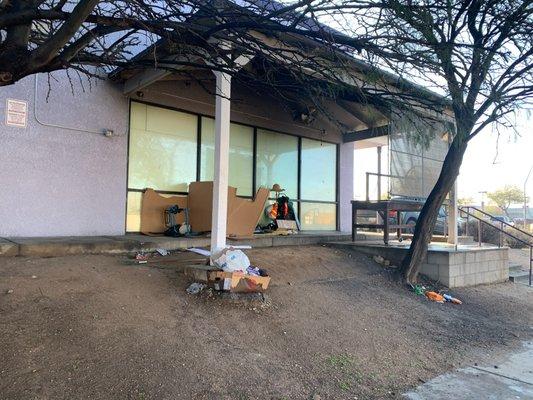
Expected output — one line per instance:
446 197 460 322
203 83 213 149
458 197 474 207
326 0 533 283
487 185 524 217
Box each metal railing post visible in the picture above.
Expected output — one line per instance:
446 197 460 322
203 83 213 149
529 246 533 286
465 208 469 236
530 246 532 286
478 219 482 247
499 221 503 248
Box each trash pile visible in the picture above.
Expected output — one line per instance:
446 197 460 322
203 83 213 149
372 255 398 268
413 285 463 305
185 246 270 295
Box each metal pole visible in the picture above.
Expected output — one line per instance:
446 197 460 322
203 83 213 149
465 210 469 236
479 191 487 211
529 246 532 286
377 146 382 200
524 165 533 230
478 219 482 247
366 172 370 201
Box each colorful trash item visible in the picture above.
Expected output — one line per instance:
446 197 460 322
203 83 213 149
443 294 463 304
425 291 445 303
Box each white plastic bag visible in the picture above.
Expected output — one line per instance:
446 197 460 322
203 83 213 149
212 248 250 272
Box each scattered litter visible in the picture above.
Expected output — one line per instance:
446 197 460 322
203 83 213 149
6 289 14 294
372 255 394 268
31 275 37 279
135 252 149 261
187 248 211 257
373 255 384 264
231 245 252 250
443 294 463 304
425 291 445 303
413 285 426 296
186 282 206 295
186 247 270 294
156 248 169 256
246 266 268 277
419 288 462 305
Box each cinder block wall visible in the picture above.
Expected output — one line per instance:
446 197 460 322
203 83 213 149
338 243 509 288
421 248 509 287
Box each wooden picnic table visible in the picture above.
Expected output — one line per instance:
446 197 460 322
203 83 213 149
351 200 424 245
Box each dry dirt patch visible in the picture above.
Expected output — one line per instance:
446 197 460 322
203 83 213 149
0 245 531 399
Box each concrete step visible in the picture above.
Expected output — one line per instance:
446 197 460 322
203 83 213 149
509 270 532 285
509 263 524 273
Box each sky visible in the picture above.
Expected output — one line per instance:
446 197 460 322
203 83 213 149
458 114 533 205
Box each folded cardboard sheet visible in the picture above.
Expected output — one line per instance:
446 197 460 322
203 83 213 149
140 189 188 235
188 181 269 237
140 182 269 237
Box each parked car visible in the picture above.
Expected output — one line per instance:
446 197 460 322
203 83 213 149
388 202 465 235
489 215 514 226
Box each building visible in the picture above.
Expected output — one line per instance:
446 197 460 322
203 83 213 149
0 6 453 253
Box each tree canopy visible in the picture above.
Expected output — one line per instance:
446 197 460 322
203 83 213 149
488 185 525 217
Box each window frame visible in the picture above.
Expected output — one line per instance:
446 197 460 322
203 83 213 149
126 99 340 232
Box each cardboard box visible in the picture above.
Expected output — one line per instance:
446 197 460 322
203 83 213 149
208 271 271 293
276 220 298 230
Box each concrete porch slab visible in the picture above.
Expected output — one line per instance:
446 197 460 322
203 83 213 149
0 238 18 256
0 231 351 257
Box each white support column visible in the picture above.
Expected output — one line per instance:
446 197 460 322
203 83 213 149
339 142 356 232
447 180 458 246
210 71 232 253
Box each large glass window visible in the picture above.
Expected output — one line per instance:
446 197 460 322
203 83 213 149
300 203 337 230
200 117 254 196
127 102 338 232
255 129 298 198
128 102 197 192
126 191 142 232
300 138 337 201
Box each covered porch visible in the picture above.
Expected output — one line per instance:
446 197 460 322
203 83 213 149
110 37 400 254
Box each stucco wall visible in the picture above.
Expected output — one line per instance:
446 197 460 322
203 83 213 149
0 73 129 237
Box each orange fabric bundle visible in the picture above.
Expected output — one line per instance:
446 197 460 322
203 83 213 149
425 291 445 303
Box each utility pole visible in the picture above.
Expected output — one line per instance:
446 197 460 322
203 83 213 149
479 191 487 211
524 165 533 229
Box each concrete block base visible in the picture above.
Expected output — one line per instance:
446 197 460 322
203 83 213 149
330 242 509 288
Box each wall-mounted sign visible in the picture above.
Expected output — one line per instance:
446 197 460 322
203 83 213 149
5 99 28 128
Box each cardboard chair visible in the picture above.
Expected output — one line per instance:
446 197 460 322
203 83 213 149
140 189 188 235
188 181 269 237
140 182 269 237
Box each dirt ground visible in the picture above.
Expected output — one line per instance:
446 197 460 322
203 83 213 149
1 245 532 400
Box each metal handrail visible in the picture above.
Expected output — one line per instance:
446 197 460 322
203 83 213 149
461 205 533 240
459 206 532 286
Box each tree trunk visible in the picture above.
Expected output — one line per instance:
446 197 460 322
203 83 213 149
400 132 469 284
